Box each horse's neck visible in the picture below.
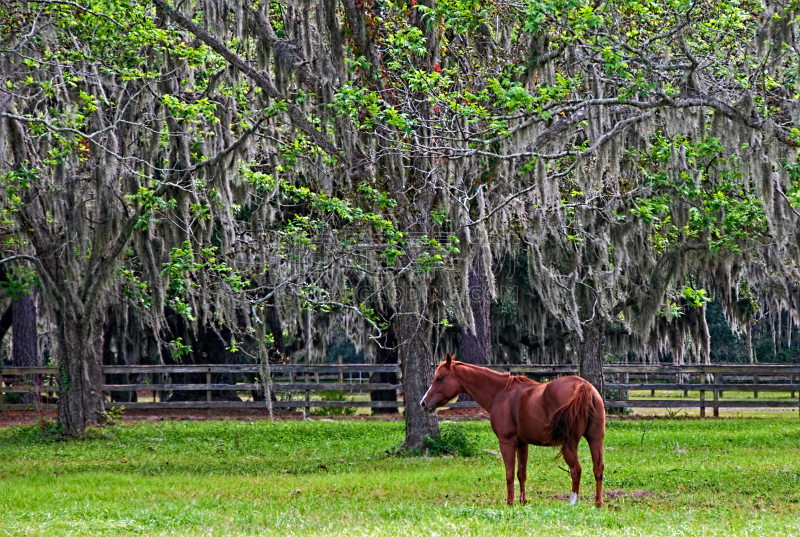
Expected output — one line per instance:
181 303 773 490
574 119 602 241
454 364 509 411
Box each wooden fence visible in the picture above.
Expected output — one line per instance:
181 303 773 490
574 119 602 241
1 363 798 416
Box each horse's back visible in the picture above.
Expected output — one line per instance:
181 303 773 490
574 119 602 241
533 376 603 445
543 376 605 440
491 376 604 446
490 381 548 444
542 375 591 413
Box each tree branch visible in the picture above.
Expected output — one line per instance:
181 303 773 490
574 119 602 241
151 0 340 157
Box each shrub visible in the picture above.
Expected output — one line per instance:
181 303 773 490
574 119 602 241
423 422 478 456
311 390 356 417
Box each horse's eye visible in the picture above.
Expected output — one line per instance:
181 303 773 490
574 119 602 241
436 377 443 383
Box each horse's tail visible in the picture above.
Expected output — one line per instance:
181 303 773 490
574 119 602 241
550 381 595 453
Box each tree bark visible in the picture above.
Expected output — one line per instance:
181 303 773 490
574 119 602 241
103 310 135 403
0 305 12 342
12 292 38 404
578 322 604 395
370 327 398 414
395 279 439 449
459 250 492 400
57 316 106 436
266 298 285 357
460 250 492 366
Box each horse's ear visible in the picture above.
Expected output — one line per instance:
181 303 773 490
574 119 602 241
445 353 453 366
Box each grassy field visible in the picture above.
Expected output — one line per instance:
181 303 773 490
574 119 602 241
0 415 799 536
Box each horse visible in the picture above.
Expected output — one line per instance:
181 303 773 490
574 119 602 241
420 353 606 507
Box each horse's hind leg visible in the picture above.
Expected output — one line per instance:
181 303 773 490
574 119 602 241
499 440 517 505
561 443 582 505
516 444 528 504
589 437 605 508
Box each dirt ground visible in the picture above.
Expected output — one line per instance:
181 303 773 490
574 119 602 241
0 406 491 428
4 404 797 428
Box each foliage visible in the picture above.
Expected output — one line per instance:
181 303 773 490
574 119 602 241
3 0 800 439
105 405 125 426
310 391 357 417
423 421 479 456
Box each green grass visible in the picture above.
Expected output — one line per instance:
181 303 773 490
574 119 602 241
0 416 799 536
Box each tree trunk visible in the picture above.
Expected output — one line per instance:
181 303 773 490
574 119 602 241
578 322 604 395
395 280 439 449
12 292 38 404
266 298 286 357
461 251 492 365
57 316 106 436
0 305 12 341
103 310 135 403
459 250 491 400
370 327 398 414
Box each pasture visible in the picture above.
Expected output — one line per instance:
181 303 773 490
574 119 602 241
0 417 799 536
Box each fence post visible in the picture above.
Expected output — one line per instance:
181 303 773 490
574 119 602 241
338 356 343 383
719 374 724 398
0 371 4 406
304 369 310 419
713 388 719 418
700 372 706 418
753 374 758 399
206 370 212 419
624 370 629 403
792 375 796 399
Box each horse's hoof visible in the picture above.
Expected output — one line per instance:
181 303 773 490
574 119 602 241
569 493 578 506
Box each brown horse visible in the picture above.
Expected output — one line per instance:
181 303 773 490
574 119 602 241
421 353 606 507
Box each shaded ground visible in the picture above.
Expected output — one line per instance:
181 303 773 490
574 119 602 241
551 489 655 501
3 403 797 428
0 405 491 428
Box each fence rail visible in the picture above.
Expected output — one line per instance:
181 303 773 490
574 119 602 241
1 364 798 415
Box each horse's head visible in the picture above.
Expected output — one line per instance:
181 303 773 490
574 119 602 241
420 353 463 412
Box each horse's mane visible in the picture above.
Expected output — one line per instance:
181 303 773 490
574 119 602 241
509 375 537 385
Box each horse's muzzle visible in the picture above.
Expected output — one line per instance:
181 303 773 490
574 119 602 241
420 399 433 413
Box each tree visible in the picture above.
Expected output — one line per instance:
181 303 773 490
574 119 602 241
0 0 272 434
0 266 39 403
401 0 800 391
3 0 799 444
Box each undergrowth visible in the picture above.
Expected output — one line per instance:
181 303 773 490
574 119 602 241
311 390 357 416
423 421 479 456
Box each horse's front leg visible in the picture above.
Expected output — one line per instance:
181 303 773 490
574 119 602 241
516 444 529 504
498 440 517 505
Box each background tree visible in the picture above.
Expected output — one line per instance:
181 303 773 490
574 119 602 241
2 0 799 444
